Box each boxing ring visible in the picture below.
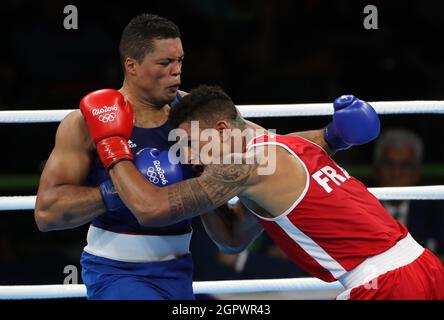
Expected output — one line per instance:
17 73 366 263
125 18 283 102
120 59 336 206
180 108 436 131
1 100 444 299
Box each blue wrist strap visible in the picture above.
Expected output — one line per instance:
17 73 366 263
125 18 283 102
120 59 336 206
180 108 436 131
99 180 125 212
324 122 351 151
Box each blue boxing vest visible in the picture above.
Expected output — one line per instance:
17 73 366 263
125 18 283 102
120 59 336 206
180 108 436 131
86 92 194 235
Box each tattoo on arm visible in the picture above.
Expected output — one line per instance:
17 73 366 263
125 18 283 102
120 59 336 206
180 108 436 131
167 180 214 221
167 162 258 220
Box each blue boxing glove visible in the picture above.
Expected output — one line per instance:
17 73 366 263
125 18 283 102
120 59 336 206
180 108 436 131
134 148 184 186
324 95 380 151
99 148 184 211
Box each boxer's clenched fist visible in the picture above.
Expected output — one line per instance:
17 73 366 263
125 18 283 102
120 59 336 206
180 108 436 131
324 95 380 151
134 148 184 186
80 89 134 169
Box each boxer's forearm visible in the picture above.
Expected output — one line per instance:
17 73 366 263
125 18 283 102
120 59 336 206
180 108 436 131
200 205 239 253
201 201 263 254
109 160 227 227
110 160 256 227
109 160 171 226
243 119 333 154
288 129 333 155
35 185 106 231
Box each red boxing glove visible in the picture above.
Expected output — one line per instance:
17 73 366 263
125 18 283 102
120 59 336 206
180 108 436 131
80 89 134 169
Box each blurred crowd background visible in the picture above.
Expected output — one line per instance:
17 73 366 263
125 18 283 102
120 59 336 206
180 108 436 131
0 0 443 298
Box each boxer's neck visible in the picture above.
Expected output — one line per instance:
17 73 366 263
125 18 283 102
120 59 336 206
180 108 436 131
119 83 169 128
241 125 269 151
238 125 256 153
133 105 170 129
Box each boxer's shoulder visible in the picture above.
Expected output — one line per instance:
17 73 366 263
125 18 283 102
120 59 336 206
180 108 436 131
60 109 85 128
56 110 95 152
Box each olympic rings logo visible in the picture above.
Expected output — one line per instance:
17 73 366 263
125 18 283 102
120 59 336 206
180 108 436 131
98 113 116 123
145 167 159 184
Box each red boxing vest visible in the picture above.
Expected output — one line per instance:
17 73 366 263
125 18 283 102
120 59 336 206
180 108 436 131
246 134 408 282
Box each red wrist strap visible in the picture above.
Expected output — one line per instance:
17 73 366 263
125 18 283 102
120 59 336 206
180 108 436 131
97 137 134 170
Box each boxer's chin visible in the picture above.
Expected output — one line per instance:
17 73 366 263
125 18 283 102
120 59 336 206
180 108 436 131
163 87 178 100
153 91 176 108
167 86 179 96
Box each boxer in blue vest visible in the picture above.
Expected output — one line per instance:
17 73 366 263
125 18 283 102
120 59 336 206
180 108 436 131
35 14 196 300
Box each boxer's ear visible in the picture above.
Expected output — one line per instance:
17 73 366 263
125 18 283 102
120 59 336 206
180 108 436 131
215 120 230 131
124 58 137 76
215 120 231 142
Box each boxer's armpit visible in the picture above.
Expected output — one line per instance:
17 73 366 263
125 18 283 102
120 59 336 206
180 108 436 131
167 163 258 220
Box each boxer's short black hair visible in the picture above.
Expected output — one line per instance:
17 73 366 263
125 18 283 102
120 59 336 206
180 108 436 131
169 85 244 128
119 14 180 68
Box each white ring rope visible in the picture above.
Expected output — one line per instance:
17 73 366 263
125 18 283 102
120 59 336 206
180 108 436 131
368 185 444 200
2 185 444 211
1 100 444 123
0 110 75 123
0 277 344 299
0 196 36 211
239 101 444 118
